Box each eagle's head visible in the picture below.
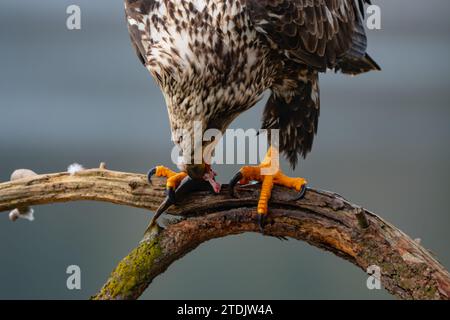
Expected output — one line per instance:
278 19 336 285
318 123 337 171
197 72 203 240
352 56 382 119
183 163 220 193
171 113 231 194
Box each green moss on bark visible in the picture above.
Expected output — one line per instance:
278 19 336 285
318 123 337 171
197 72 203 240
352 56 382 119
93 236 162 300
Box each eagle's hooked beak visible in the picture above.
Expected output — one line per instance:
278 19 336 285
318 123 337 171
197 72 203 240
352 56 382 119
185 164 221 194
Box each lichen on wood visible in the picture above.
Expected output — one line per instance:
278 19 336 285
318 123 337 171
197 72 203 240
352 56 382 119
94 234 162 300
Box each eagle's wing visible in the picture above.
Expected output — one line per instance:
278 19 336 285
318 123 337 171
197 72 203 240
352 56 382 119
245 0 371 70
124 0 156 67
128 30 146 66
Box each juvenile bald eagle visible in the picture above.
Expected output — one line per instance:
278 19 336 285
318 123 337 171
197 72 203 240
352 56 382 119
124 0 380 230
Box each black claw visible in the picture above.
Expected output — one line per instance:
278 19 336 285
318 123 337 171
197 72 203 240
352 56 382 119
229 171 243 198
144 196 174 234
258 214 267 234
144 177 211 234
166 187 176 203
147 167 157 185
292 184 308 201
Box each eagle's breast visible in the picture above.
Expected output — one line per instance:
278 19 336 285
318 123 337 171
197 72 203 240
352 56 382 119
126 0 273 132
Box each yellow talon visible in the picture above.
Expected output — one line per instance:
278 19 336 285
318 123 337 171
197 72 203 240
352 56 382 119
230 147 308 226
151 166 188 190
257 175 274 215
166 172 188 189
155 166 176 178
274 172 307 192
240 166 261 183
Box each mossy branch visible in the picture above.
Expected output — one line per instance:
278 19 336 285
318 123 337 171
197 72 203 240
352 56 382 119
0 167 449 300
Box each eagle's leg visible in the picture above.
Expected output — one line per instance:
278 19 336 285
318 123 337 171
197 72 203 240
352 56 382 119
145 166 187 232
229 147 307 233
148 166 187 202
145 166 218 233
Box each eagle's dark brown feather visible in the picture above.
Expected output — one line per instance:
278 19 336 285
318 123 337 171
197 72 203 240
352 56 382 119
125 0 158 66
246 0 362 70
262 70 320 168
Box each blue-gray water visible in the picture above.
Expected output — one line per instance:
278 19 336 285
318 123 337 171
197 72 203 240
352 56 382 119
0 0 449 299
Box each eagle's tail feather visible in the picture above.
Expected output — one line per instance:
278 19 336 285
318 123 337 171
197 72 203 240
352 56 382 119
262 75 320 169
335 53 381 75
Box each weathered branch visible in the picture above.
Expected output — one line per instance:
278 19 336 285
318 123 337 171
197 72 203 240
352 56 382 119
1 168 449 300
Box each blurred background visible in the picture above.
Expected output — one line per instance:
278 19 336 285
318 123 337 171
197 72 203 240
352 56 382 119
0 0 449 299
